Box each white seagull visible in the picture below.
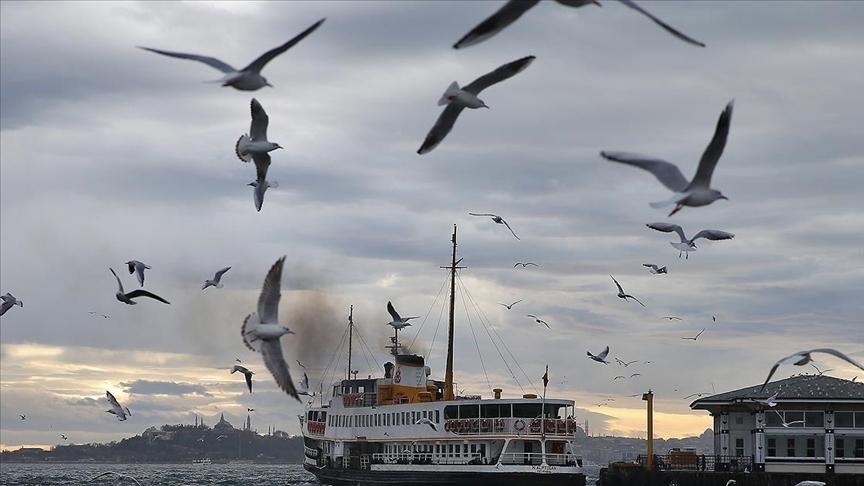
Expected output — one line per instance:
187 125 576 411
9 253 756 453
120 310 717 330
526 314 550 329
387 301 418 330
754 391 779 408
468 213 520 240
588 345 610 364
125 260 151 287
0 293 23 316
415 417 438 432
236 98 282 163
681 328 705 341
646 222 734 259
298 372 316 397
241 256 300 401
417 56 536 155
137 18 326 91
602 100 733 216
498 299 523 310
759 348 864 393
248 178 279 212
231 364 255 393
203 266 232 290
453 0 705 50
89 471 142 485
794 481 826 486
643 263 667 274
110 268 170 305
105 391 131 421
610 275 645 307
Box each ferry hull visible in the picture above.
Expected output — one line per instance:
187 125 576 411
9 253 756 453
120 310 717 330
303 463 586 486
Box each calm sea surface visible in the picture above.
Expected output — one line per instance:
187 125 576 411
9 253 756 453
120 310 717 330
0 462 602 485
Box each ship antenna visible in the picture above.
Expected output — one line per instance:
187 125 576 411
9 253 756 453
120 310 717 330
441 224 465 401
347 305 353 380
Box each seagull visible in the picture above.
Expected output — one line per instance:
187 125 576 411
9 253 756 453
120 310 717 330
125 260 151 287
296 359 307 369
646 223 735 259
231 364 255 393
202 266 232 290
235 358 242 363
794 481 826 486
754 391 779 407
236 98 282 162
644 361 653 364
19 414 25 420
453 0 705 49
759 348 864 393
681 328 706 341
773 410 805 428
247 408 256 412
498 299 523 310
417 56 536 155
386 301 418 330
61 434 68 440
629 373 642 378
105 391 131 421
248 177 279 212
110 268 170 305
217 435 227 441
88 311 110 319
614 375 627 380
810 363 833 376
88 471 142 485
526 314 550 329
137 18 326 91
725 481 737 486
587 345 610 364
662 316 682 321
514 262 538 268
469 213 520 240
610 276 645 307
615 358 637 367
683 392 710 399
602 101 733 216
241 256 300 401
0 293 23 316
415 417 438 432
298 372 316 397
643 263 667 275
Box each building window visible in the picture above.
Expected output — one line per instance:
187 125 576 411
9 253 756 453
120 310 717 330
835 412 854 428
837 438 845 458
766 412 782 427
735 416 744 425
767 438 776 457
805 412 824 428
787 438 795 457
855 439 864 458
735 438 745 456
806 438 816 457
855 412 864 428
785 411 804 427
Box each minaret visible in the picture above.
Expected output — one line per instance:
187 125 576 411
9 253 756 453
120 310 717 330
246 414 251 431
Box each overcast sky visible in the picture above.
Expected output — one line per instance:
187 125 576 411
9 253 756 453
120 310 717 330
1 1 863 451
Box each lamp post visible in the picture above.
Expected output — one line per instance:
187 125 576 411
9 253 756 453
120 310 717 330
642 390 654 470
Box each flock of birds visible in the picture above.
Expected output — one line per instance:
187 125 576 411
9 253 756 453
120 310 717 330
0 4 862 478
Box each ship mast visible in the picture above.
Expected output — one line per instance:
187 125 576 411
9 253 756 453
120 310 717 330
347 305 353 380
442 225 464 401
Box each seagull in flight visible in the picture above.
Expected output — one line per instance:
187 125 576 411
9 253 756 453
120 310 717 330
298 372 316 397
236 99 282 163
610 276 645 307
602 101 734 216
137 18 326 91
498 299 523 310
241 256 300 401
19 414 25 420
105 391 131 421
415 417 438 432
514 262 538 268
296 359 307 369
759 348 864 393
646 222 734 259
88 311 110 319
613 375 627 380
773 410 805 428
124 260 151 287
469 213 521 240
683 392 710 399
615 358 637 367
681 328 706 341
452 0 705 50
202 266 232 290
526 314 550 329
418 56 536 155
88 471 142 485
588 345 610 364
753 391 779 408
387 301 418 330
643 263 667 275
110 268 170 305
810 363 833 376
662 316 682 321
61 434 68 440
0 293 23 316
231 364 255 393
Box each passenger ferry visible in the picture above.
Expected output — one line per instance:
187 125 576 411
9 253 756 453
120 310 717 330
300 227 586 486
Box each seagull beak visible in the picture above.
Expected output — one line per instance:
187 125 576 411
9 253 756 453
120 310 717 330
593 0 602 6
720 195 729 200
276 145 284 150
265 82 273 88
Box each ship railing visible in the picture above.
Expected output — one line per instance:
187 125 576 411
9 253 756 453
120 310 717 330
341 392 378 408
369 453 487 466
442 417 578 436
636 453 753 472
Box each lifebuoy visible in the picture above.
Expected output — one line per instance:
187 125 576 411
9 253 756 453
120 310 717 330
546 420 555 433
494 419 505 431
480 419 491 432
514 419 526 431
530 419 541 433
471 419 479 432
444 421 451 432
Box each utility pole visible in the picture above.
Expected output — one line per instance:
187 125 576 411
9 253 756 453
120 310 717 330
642 390 654 470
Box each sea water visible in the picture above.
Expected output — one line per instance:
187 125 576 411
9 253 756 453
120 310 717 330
0 462 603 485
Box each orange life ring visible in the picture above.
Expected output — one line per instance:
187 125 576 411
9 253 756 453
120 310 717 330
480 419 491 432
514 419 526 431
530 419 541 433
546 420 556 433
494 419 505 431
444 421 451 432
471 419 479 432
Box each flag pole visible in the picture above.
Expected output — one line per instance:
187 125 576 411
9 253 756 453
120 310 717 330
541 364 548 465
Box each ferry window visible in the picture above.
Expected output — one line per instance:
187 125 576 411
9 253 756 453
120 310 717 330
785 411 804 427
459 404 480 419
767 437 776 456
543 404 563 418
786 438 795 457
444 406 458 420
512 403 542 418
483 404 511 418
837 438 845 458
412 411 417 423
855 439 864 458
435 410 440 423
855 412 864 428
735 438 744 456
423 410 428 419
806 438 816 457
402 412 406 425
835 412 853 427
805 412 824 428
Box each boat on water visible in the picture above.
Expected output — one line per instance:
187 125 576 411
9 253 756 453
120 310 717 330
300 227 586 486
191 458 211 465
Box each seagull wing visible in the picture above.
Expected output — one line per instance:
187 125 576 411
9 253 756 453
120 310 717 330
597 345 610 360
463 55 536 95
136 46 238 73
106 391 121 408
610 275 624 294
469 213 498 217
453 0 541 49
251 151 272 183
245 372 253 393
249 98 270 142
689 229 734 244
689 100 734 189
643 263 659 271
213 266 232 282
258 256 285 323
241 18 326 73
646 222 688 243
417 103 467 155
0 300 13 316
601 152 689 192
614 0 706 47
125 289 170 304
695 328 705 339
260 339 300 401
500 219 520 240
627 294 645 307
811 348 864 371
759 361 784 393
109 268 125 294
387 301 402 322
